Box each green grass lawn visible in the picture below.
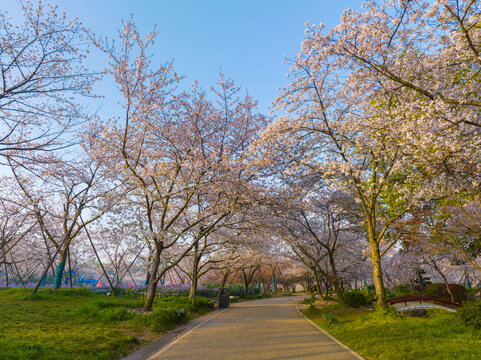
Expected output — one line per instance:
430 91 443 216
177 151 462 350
303 303 481 360
0 287 212 360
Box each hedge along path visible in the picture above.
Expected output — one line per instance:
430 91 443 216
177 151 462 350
148 296 363 360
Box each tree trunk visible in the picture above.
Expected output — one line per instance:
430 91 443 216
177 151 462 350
323 280 329 297
10 254 25 287
189 243 199 305
242 270 249 295
53 246 69 289
242 267 257 295
272 271 276 294
189 275 198 305
370 240 387 309
143 245 161 312
258 268 269 296
328 252 344 303
430 260 455 303
68 247 73 288
221 273 229 288
314 271 325 301
4 261 8 287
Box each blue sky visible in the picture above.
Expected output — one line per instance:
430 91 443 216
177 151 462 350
1 0 361 115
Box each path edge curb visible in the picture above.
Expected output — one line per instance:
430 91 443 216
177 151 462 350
145 308 229 359
295 302 365 360
122 308 229 360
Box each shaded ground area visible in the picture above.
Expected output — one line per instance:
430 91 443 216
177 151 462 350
149 296 361 360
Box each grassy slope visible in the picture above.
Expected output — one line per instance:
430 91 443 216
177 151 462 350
304 303 481 360
0 287 212 360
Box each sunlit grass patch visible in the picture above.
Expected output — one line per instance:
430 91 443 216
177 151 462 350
303 301 481 360
0 287 212 359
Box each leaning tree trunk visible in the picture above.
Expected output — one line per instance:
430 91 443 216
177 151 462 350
314 271 325 301
430 260 455 303
4 262 8 287
143 245 162 312
328 252 344 303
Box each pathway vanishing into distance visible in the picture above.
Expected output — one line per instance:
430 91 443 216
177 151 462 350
148 296 363 360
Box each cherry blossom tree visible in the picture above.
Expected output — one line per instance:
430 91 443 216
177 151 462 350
89 20 265 311
0 1 97 163
300 0 481 192
7 157 113 293
250 0 479 309
0 194 37 287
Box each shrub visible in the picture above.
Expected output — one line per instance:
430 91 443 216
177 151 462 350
413 284 423 292
358 290 376 303
149 309 179 332
467 287 480 301
55 287 93 297
436 283 467 303
372 304 398 317
343 291 368 308
423 282 467 302
100 307 132 323
302 296 315 304
394 284 412 294
423 283 441 297
457 300 481 329
190 297 210 313
426 308 455 319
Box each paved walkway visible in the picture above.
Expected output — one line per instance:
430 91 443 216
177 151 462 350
148 296 362 360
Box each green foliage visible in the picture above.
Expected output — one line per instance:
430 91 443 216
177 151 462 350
385 288 396 299
147 308 180 332
457 300 481 329
466 287 479 301
304 305 323 316
394 283 412 294
322 313 338 326
343 291 368 308
424 282 468 302
100 307 133 324
423 283 440 297
305 302 348 316
372 304 399 318
426 308 455 319
190 296 211 314
201 282 221 289
436 284 467 303
302 295 316 304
